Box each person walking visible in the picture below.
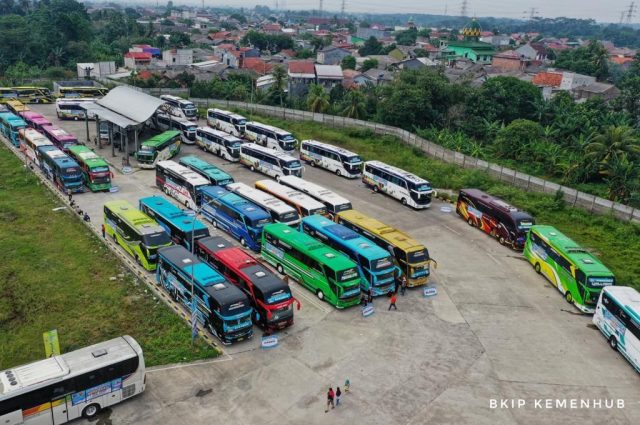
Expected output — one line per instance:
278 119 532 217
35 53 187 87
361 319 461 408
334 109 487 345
367 287 373 304
388 292 397 310
101 223 106 238
67 191 72 203
400 275 407 296
344 378 350 393
325 387 335 412
335 387 342 406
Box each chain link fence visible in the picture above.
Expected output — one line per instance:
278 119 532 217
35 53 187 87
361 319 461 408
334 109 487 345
191 98 640 223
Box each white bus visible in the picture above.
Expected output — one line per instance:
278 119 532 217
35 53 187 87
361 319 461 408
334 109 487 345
160 95 197 121
196 127 242 162
594 286 640 373
0 336 145 424
19 128 53 166
156 160 210 210
299 140 363 178
244 121 297 152
363 160 434 209
206 108 247 137
227 182 301 226
154 113 197 144
239 143 302 181
55 98 97 120
255 179 328 218
278 175 352 216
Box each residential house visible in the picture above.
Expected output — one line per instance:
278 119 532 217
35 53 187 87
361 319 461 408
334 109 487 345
355 55 400 69
76 61 116 79
263 23 282 34
124 52 152 70
480 34 512 47
162 49 193 66
315 65 343 90
317 46 351 65
515 42 549 61
342 69 370 88
239 47 261 58
491 50 530 71
559 72 596 91
532 70 596 100
256 74 276 92
573 82 620 102
288 60 316 97
356 28 388 39
362 69 394 85
393 58 437 70
241 58 273 76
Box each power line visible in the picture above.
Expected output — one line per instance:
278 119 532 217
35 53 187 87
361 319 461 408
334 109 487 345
341 0 346 18
460 0 468 17
523 7 539 20
319 0 323 15
625 2 637 24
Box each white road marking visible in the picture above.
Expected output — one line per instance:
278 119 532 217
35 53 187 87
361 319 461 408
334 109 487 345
486 252 501 265
443 224 461 236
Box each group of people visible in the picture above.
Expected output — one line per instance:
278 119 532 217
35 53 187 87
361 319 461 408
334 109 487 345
326 380 350 413
361 273 407 310
68 192 90 222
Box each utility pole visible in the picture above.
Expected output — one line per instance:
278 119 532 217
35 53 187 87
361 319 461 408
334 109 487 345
620 11 626 24
444 4 448 16
523 7 538 20
319 0 324 16
341 0 346 18
460 0 468 17
625 2 637 24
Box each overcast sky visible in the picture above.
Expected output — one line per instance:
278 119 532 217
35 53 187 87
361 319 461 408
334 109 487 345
157 0 633 23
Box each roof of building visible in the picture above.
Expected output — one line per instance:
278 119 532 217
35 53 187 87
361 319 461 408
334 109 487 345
288 60 316 76
124 52 152 60
462 18 482 38
342 69 363 79
86 86 166 128
578 82 618 94
242 58 273 75
447 40 496 51
532 71 563 87
610 56 635 65
315 64 343 79
209 31 231 39
493 50 525 59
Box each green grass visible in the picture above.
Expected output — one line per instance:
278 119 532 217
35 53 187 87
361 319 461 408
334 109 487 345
0 145 219 369
232 109 640 290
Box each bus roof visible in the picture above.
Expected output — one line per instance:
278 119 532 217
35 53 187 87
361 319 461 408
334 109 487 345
337 209 426 253
21 128 51 144
156 113 196 126
279 175 351 207
41 126 78 142
255 180 326 211
202 186 271 221
104 200 166 236
139 196 208 233
227 182 297 215
303 215 391 262
246 121 292 136
365 160 431 186
603 286 640 322
179 155 233 183
40 148 79 168
531 225 614 276
142 130 181 147
212 247 288 294
240 143 298 162
460 188 533 221
197 236 234 254
301 139 360 158
161 95 194 107
209 108 246 120
197 126 242 142
264 223 358 272
18 111 43 120
68 145 109 168
157 160 211 187
0 336 139 399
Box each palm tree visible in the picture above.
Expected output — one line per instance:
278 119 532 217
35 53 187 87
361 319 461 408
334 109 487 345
270 65 287 107
586 126 640 173
306 84 329 113
600 156 640 202
49 47 65 67
341 89 366 119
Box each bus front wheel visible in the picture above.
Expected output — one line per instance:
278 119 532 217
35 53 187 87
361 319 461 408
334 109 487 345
277 264 284 274
82 404 100 419
609 336 618 350
498 236 506 245
467 217 474 227
565 291 573 304
534 263 541 274
316 290 324 301
250 165 255 172
401 198 408 206
335 169 341 177
212 220 218 228
240 238 247 247
373 185 380 193
275 175 281 182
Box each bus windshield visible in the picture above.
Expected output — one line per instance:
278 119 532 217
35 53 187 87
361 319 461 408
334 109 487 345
264 287 293 304
410 182 432 192
279 211 299 223
283 160 301 169
224 314 252 328
371 256 394 271
183 106 197 116
587 276 615 288
226 140 242 149
407 248 429 263
344 155 362 164
249 217 271 228
336 267 358 282
63 167 81 179
142 231 172 247
186 124 197 132
234 118 247 126
517 219 534 231
140 145 156 153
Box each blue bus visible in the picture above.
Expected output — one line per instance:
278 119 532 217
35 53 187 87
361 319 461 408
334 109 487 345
37 145 84 193
157 245 254 344
0 112 27 147
301 215 399 296
179 155 235 186
139 196 210 251
200 186 272 251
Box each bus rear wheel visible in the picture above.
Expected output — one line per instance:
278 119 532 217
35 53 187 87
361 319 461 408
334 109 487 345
373 185 380 193
250 165 255 172
316 290 324 301
82 404 100 419
240 238 247 247
565 291 573 304
609 335 618 350
534 263 541 274
401 198 408 206
335 169 341 177
212 220 218 228
498 236 506 245
276 264 284 274
275 175 281 182
467 217 474 227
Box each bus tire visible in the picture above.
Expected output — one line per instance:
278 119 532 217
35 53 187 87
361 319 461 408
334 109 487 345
240 238 246 247
316 290 324 301
609 335 618 350
467 217 474 227
336 169 341 177
401 198 407 206
250 165 255 172
82 404 100 419
534 263 541 274
498 236 506 245
275 175 281 182
277 264 284 274
212 220 218 228
310 160 316 167
373 185 380 193
565 291 573 304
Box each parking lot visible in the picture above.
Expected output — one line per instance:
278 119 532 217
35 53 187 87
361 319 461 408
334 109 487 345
25 104 640 425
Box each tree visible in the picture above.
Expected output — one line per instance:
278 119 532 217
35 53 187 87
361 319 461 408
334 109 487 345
553 41 609 80
493 119 544 160
307 84 330 113
169 31 190 47
361 58 379 72
342 90 366 119
341 55 356 70
395 28 417 46
600 156 640 202
269 65 287 107
358 36 382 56
586 126 640 172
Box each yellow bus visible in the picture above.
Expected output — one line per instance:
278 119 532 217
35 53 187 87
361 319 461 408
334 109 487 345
335 210 433 287
5 100 29 114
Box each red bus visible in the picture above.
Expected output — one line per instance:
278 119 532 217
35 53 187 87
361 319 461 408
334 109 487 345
196 236 300 332
41 125 79 152
456 188 535 250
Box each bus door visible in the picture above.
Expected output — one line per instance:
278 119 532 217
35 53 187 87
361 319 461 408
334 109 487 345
51 395 70 425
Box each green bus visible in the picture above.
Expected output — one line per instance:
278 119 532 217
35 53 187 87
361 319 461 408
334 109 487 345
524 225 615 314
261 223 362 308
135 130 181 169
179 155 234 186
104 200 173 271
68 145 112 192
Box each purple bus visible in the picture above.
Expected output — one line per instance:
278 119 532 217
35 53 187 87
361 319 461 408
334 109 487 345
41 125 79 152
19 111 52 131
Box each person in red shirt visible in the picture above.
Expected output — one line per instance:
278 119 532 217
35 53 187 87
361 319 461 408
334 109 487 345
388 292 397 310
325 387 335 412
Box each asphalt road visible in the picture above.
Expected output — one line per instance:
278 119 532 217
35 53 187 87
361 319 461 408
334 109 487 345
26 104 640 425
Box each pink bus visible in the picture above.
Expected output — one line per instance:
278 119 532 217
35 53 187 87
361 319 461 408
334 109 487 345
41 125 79 152
19 111 52 131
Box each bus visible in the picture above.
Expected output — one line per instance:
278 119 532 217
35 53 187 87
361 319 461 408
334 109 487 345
244 121 297 152
67 145 112 192
155 160 211 210
18 111 50 130
139 196 210 251
37 146 84 194
0 112 27 147
255 179 327 218
0 336 145 424
56 98 97 120
41 125 78 152
261 223 362 308
103 200 173 271
456 189 535 250
336 210 432 287
160 95 198 121
19 128 53 166
196 126 243 162
300 140 363 178
5 100 29 113
279 175 352 217
200 186 272 251
157 245 254 344
197 235 300 332
524 225 616 313
135 130 181 169
240 143 303 181
154 113 197 144
593 286 640 373
179 155 234 186
206 108 247 137
13 86 54 103
363 160 433 209
301 215 398 296
0 89 19 104
227 182 300 226
57 86 108 98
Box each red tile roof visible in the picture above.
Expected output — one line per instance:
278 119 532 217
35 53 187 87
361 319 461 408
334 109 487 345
287 60 316 75
532 71 563 87
610 56 635 65
263 23 282 31
124 52 152 60
241 58 273 75
209 31 232 40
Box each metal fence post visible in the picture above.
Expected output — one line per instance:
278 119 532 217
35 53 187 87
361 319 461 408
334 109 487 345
526 175 531 191
590 196 596 213
573 191 578 206
499 166 504 180
630 208 636 222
